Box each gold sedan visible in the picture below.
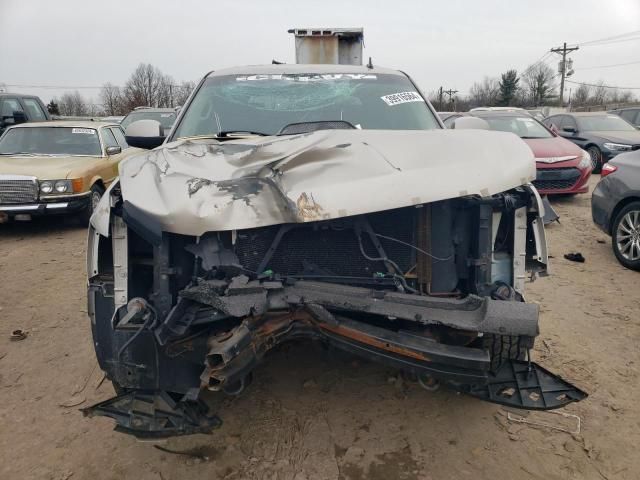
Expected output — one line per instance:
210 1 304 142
0 121 142 223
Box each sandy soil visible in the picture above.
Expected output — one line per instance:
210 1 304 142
1 175 639 480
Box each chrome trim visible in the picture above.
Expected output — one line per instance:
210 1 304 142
534 155 577 164
0 202 69 211
41 191 91 200
0 174 38 182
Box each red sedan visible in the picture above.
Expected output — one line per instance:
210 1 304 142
470 111 592 195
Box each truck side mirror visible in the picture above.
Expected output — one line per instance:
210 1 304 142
452 117 490 130
13 111 27 125
125 119 165 149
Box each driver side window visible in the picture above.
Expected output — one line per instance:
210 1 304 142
0 98 24 123
564 116 577 131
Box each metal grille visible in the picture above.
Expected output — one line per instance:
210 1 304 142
532 179 577 190
0 179 38 204
533 167 580 191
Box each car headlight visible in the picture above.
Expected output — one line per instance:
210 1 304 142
54 180 72 193
603 142 632 151
578 150 592 169
40 181 53 194
40 179 74 195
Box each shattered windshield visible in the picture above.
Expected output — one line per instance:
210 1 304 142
0 127 102 156
173 73 440 138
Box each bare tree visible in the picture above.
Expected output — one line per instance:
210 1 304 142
591 80 607 105
174 81 196 106
572 84 591 107
522 63 557 106
100 82 124 115
468 77 500 107
57 91 89 116
123 63 173 110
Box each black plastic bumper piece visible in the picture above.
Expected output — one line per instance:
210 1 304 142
466 360 588 410
82 390 221 439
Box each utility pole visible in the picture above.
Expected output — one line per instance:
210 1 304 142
438 86 444 111
443 88 458 110
551 42 578 107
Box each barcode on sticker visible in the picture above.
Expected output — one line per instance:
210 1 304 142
72 128 95 134
380 91 423 106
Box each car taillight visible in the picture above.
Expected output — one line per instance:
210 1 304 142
601 163 618 178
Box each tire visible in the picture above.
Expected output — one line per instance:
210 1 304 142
480 334 534 373
587 146 603 173
80 184 104 225
611 201 640 271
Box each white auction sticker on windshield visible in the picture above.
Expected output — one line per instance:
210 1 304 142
72 128 95 134
380 91 424 106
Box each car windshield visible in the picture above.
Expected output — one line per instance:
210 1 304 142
173 73 440 138
0 127 102 156
576 115 636 132
121 111 177 129
479 115 552 139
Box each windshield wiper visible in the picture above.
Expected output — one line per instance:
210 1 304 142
216 130 270 138
0 152 37 156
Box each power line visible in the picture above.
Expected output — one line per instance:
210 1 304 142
573 29 640 47
576 35 640 48
4 83 104 90
575 59 640 70
566 79 640 90
519 51 553 76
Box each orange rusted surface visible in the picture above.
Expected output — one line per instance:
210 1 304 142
316 322 431 362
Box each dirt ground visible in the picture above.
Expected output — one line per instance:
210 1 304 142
1 175 639 480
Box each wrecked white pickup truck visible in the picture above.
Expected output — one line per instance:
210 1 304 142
84 65 586 438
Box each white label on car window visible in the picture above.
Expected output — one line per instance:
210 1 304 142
160 113 172 117
381 91 424 106
235 74 378 82
72 128 96 134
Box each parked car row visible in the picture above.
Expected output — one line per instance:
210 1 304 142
542 112 640 172
0 95 181 224
440 110 593 196
440 107 640 272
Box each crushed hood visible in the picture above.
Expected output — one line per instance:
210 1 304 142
117 129 535 236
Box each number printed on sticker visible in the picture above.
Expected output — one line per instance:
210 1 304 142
72 128 95 135
380 91 423 106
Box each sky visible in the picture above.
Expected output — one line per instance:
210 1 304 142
1 0 640 105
